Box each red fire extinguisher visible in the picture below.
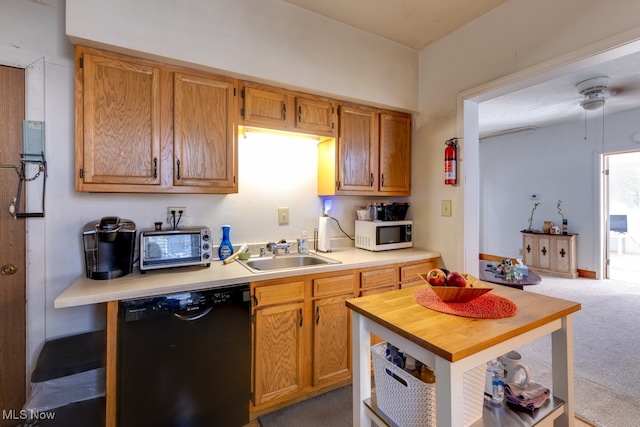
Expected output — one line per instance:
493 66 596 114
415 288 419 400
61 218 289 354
444 138 457 185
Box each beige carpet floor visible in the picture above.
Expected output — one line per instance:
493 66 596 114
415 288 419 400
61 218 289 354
515 274 640 427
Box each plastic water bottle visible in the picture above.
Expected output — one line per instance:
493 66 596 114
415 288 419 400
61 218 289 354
218 225 233 260
488 359 505 405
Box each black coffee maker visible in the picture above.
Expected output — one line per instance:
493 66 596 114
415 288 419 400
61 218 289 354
83 217 136 280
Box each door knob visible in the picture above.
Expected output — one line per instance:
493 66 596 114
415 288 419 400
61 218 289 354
1 264 18 275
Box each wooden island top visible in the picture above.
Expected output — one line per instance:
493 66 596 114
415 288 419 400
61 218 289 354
346 283 580 362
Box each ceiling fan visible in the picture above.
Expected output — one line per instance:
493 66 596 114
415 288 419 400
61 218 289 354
576 76 615 111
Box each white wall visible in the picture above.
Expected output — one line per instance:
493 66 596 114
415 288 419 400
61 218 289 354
415 0 640 273
65 0 419 112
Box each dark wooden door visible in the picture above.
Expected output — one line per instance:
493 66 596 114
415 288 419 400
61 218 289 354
0 64 26 425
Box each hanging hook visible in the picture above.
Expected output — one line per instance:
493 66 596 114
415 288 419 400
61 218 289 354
8 197 17 220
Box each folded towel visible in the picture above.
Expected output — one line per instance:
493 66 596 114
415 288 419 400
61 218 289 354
505 381 550 411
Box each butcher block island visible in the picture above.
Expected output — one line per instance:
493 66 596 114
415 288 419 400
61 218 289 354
346 283 581 427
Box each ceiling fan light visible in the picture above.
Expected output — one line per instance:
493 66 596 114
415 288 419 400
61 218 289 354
580 95 606 111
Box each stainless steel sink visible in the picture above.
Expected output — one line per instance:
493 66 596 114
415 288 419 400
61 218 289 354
238 253 341 273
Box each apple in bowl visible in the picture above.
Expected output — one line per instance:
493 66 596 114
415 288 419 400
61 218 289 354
446 271 466 287
425 268 446 286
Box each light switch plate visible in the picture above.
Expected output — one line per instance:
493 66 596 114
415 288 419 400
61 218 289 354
278 207 289 225
442 200 452 217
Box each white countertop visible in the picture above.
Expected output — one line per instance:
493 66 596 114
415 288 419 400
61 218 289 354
54 247 440 308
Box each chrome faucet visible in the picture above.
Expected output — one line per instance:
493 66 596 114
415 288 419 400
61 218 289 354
267 240 291 255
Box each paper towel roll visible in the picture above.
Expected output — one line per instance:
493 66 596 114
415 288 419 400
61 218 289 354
318 216 331 252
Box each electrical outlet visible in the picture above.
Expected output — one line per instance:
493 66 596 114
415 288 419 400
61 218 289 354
278 207 289 225
167 206 187 224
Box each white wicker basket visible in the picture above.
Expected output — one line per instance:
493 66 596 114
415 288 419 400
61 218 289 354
372 342 485 427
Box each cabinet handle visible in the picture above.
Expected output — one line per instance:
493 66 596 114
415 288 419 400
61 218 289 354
153 157 158 179
298 308 303 327
315 306 320 325
370 173 374 187
298 105 302 123
526 244 531 253
560 248 566 258
176 159 181 180
282 103 287 121
381 174 385 187
541 246 547 256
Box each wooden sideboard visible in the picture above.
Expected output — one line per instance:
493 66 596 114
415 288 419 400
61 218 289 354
522 231 578 278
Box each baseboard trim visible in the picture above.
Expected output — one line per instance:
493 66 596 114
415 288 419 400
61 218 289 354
479 253 518 263
577 269 596 279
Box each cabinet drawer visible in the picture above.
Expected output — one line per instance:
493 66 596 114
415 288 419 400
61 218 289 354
359 285 395 297
313 274 354 298
360 267 397 289
254 281 305 307
400 260 437 283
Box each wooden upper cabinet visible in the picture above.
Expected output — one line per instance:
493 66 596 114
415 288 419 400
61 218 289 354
379 111 411 194
240 81 336 137
295 96 335 134
75 46 238 194
337 104 379 193
77 49 162 187
173 72 237 190
241 82 290 128
318 103 411 196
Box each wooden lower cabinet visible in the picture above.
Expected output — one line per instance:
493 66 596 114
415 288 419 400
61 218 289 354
253 301 305 405
252 280 306 406
312 274 354 387
250 258 437 417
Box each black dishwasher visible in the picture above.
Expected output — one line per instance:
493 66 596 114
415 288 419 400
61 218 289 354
117 284 251 427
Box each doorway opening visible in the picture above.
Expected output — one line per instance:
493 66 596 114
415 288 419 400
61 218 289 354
605 150 640 284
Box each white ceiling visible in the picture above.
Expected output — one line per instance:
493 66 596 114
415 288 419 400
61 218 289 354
283 0 508 51
283 0 640 136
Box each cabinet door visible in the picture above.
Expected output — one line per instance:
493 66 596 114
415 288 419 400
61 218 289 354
337 105 379 192
174 72 237 190
295 96 335 135
553 236 573 274
379 112 411 194
313 293 352 387
522 234 536 267
537 236 551 271
78 50 161 188
253 301 305 405
242 84 290 128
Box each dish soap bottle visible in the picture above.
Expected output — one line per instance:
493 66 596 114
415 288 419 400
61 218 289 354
218 225 233 260
299 231 309 254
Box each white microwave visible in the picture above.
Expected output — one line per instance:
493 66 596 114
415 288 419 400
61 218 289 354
355 220 413 251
